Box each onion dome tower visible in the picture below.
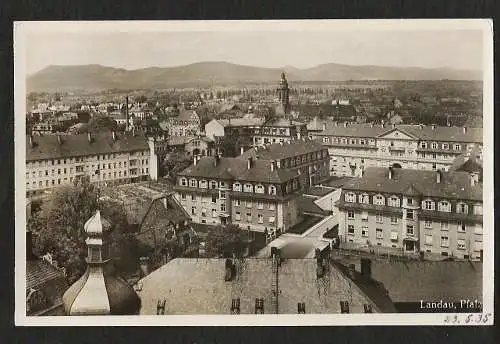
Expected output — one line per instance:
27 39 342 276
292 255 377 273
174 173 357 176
276 72 290 115
62 210 141 315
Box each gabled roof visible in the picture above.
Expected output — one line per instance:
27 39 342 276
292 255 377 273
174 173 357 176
136 258 396 314
343 167 482 201
216 118 265 127
375 127 419 139
26 132 149 161
178 156 299 184
239 139 325 161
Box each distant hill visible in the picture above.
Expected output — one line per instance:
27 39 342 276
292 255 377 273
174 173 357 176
27 61 482 92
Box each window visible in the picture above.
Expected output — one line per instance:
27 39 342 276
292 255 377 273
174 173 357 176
376 228 383 239
235 212 241 221
269 203 276 211
420 142 427 149
340 301 349 314
220 204 226 212
200 180 207 188
440 236 449 248
473 240 482 252
258 214 263 224
454 144 461 151
212 209 217 218
391 216 398 224
431 142 437 149
406 210 414 219
190 179 197 187
323 137 329 143
458 222 466 232
376 213 383 223
210 181 217 189
235 199 241 207
374 195 385 205
347 211 355 219
474 224 483 235
388 196 400 207
347 225 355 235
456 203 468 214
441 221 449 231
407 197 413 205
359 194 370 204
181 193 186 200
345 192 357 203
442 143 449 150
361 212 368 222
246 201 252 208
247 213 252 222
256 185 264 194
390 231 398 241
269 216 275 224
220 191 226 200
424 220 432 228
473 204 483 215
423 200 434 210
425 234 433 245
438 201 451 212
180 178 187 186
257 201 264 210
191 207 196 215
269 185 276 195
211 195 217 204
407 224 414 235
191 194 196 201
361 227 368 237
457 239 466 250
244 183 254 193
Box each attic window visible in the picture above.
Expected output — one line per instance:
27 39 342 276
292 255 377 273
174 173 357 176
297 302 306 314
364 304 373 313
340 301 350 314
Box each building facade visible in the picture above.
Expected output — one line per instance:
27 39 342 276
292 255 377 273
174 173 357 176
164 109 201 137
25 132 158 196
336 167 483 260
314 122 482 177
173 155 303 241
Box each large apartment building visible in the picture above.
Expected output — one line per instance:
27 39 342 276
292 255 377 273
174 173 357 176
336 167 483 260
313 122 482 177
173 154 303 241
239 139 330 188
26 131 159 196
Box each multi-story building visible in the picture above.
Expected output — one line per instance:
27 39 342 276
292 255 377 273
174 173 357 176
163 109 201 137
336 167 483 260
25 131 160 196
173 154 303 242
239 139 330 188
314 122 482 177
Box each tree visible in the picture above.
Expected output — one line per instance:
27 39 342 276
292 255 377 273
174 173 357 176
31 177 134 283
88 116 118 133
205 224 246 258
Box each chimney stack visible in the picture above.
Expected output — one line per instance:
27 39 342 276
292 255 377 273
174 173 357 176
139 256 150 277
388 166 394 179
240 146 245 155
463 127 467 134
87 132 92 143
270 160 275 172
57 135 62 145
322 123 326 131
112 131 116 141
436 169 442 183
360 259 372 278
344 122 348 127
431 124 436 130
214 154 220 167
247 157 253 169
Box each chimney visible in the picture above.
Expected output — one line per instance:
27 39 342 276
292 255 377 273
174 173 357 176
132 126 136 137
370 123 374 128
348 264 356 280
112 131 116 141
139 256 150 277
193 155 198 166
344 121 348 127
224 258 236 281
419 124 424 130
247 157 253 169
270 160 275 172
297 131 301 140
87 132 92 143
360 168 365 177
57 135 62 145
463 127 467 134
431 124 436 130
162 197 168 209
388 166 394 179
392 123 396 128
214 154 220 167
240 146 245 155
436 169 442 183
334 121 338 127
360 259 372 278
125 96 129 131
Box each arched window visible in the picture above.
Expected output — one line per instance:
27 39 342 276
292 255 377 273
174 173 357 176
244 183 254 193
269 185 276 195
233 182 241 192
420 142 427 149
255 184 265 194
374 194 385 206
199 179 208 188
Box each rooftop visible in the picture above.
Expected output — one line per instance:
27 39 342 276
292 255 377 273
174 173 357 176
304 186 337 198
343 167 482 201
136 258 396 314
296 196 332 216
239 139 326 161
26 132 149 161
178 156 299 184
216 118 265 127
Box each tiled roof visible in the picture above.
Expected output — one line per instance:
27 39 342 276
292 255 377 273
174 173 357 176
178 156 299 184
297 196 331 216
217 118 265 127
239 139 325 160
26 132 149 161
316 122 482 143
171 109 199 122
137 258 395 314
304 186 336 197
371 261 482 303
343 167 482 201
262 118 305 127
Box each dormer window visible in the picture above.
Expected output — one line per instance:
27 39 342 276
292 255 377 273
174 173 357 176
255 184 264 194
431 142 437 149
210 181 217 189
454 144 461 151
323 137 329 143
244 183 254 193
233 182 241 192
190 179 197 188
442 143 449 150
345 192 357 203
456 202 468 214
422 199 435 211
374 195 385 206
359 194 370 204
200 180 208 188
438 200 451 212
180 178 187 186
269 185 277 195
388 196 400 207
420 142 427 149
473 204 483 215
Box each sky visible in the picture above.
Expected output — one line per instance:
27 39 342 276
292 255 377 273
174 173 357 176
23 23 485 75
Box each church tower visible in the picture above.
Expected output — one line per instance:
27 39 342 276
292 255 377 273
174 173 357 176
276 72 290 115
62 210 141 315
